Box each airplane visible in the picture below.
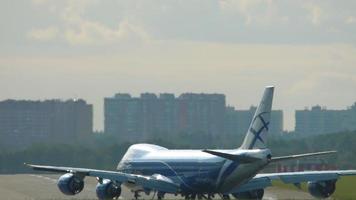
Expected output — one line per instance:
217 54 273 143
26 86 356 200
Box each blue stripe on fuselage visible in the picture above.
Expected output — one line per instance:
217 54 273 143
120 160 223 192
220 161 239 182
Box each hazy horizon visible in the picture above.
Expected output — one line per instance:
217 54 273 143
1 0 356 131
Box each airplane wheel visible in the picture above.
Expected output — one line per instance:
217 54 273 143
207 194 214 200
197 194 203 200
184 194 190 200
184 193 197 200
157 191 165 200
222 194 230 200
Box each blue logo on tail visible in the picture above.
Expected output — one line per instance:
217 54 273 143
248 112 270 149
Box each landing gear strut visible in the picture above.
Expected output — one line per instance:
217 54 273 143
221 194 230 200
157 192 165 200
134 191 140 200
183 193 216 200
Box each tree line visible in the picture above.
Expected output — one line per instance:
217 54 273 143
1 130 356 173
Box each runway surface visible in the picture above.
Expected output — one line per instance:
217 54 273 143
0 174 317 200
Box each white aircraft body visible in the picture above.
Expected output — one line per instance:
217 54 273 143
27 86 356 199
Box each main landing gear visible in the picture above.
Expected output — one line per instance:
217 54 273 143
183 193 216 200
134 191 140 200
133 192 229 200
221 194 231 200
133 191 165 200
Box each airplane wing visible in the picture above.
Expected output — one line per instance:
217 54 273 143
228 170 356 194
25 163 179 193
255 170 356 184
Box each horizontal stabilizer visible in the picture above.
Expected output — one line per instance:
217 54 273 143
271 151 337 162
202 150 260 163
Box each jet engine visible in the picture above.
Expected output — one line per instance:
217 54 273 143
307 180 336 198
57 173 84 195
232 189 264 200
96 179 121 200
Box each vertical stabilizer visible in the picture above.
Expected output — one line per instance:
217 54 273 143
240 86 274 149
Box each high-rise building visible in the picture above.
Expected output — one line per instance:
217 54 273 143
225 106 284 137
157 93 177 134
344 103 356 131
104 93 226 141
295 103 356 136
224 106 240 137
177 93 226 135
104 94 143 141
0 99 92 149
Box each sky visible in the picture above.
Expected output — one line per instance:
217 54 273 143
1 0 356 131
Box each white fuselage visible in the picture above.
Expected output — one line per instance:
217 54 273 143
116 144 271 194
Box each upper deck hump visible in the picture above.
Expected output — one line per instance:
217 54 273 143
129 143 168 151
143 149 228 162
121 143 232 163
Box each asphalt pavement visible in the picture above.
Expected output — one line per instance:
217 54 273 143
0 174 316 200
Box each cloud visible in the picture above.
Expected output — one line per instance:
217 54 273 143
289 71 356 101
345 16 356 24
27 0 150 45
31 0 50 5
18 0 356 46
63 19 150 45
304 3 323 25
218 0 277 25
27 26 59 41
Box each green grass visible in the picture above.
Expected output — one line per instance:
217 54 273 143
272 176 356 200
272 180 308 191
332 176 356 200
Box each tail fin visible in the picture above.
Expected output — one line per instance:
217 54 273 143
240 86 274 149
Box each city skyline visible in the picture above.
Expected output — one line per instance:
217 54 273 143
1 1 356 131
1 92 355 132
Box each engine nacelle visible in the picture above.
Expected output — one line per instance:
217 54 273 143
96 179 121 200
232 189 264 200
307 180 336 199
57 173 84 195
